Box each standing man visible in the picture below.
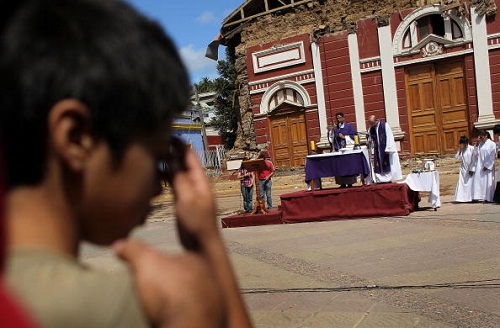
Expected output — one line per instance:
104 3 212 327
471 130 496 202
258 150 275 210
332 112 358 187
367 115 403 183
332 112 358 151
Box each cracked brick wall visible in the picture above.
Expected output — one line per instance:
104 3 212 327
230 0 421 152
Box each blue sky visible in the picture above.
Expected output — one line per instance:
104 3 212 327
124 0 244 84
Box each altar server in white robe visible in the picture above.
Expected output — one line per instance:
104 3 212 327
493 124 500 203
471 130 496 202
367 115 403 183
454 136 474 202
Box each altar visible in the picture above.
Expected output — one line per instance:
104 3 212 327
305 148 371 184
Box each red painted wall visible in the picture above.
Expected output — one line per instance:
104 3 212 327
487 14 500 35
246 34 313 81
207 135 222 148
489 48 500 120
361 71 385 119
320 31 356 126
357 18 380 60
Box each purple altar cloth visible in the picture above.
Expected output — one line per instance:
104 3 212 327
305 152 370 181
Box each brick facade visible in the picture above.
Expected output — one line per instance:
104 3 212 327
222 0 500 163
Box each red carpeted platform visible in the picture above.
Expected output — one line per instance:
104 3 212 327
221 208 282 228
280 183 417 223
220 183 418 228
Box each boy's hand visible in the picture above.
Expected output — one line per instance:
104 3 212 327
172 149 219 250
170 149 253 328
113 239 225 327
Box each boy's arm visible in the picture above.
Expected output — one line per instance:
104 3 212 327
266 161 275 181
114 240 226 327
172 150 252 328
115 149 251 327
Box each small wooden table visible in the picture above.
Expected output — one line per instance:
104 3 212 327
403 171 441 209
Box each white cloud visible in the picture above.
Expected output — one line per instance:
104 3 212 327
196 11 217 24
179 44 218 82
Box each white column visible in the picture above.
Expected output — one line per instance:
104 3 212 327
471 7 496 129
378 24 404 138
311 42 329 146
348 33 367 135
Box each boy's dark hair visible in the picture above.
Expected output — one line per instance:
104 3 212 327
0 0 190 189
478 130 492 139
459 136 469 145
259 150 270 159
335 112 344 118
493 124 500 135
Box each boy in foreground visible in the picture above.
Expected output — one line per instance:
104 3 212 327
0 0 251 327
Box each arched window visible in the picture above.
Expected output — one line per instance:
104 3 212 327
417 14 445 38
268 88 304 112
451 19 463 39
394 7 470 55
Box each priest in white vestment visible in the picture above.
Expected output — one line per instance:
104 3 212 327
367 115 403 183
454 136 474 202
471 131 496 202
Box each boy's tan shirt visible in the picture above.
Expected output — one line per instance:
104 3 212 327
7 249 148 328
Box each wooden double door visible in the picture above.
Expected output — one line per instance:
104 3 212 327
405 59 469 154
270 108 308 167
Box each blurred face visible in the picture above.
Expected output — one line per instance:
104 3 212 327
78 136 164 245
335 115 344 124
368 118 377 127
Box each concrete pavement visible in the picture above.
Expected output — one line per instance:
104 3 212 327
82 188 500 327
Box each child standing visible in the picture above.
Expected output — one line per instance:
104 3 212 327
237 163 254 213
454 136 474 202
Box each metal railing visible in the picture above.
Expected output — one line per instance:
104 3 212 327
196 145 226 178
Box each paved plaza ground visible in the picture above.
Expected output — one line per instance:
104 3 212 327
81 156 500 327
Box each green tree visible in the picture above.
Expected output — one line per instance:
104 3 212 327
213 49 238 149
194 77 216 93
197 48 238 149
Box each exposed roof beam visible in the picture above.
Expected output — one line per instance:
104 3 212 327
222 0 312 37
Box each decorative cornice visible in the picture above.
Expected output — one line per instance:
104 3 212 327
474 114 500 130
421 41 444 57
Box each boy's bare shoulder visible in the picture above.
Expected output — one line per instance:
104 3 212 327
6 249 148 328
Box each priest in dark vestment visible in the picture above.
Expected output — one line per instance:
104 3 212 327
329 112 359 187
331 112 358 151
367 115 402 183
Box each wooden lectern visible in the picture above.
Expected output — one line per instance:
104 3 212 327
241 159 268 214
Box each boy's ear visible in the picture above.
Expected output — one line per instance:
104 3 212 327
48 99 94 171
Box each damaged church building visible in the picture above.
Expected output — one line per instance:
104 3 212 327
216 0 500 167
